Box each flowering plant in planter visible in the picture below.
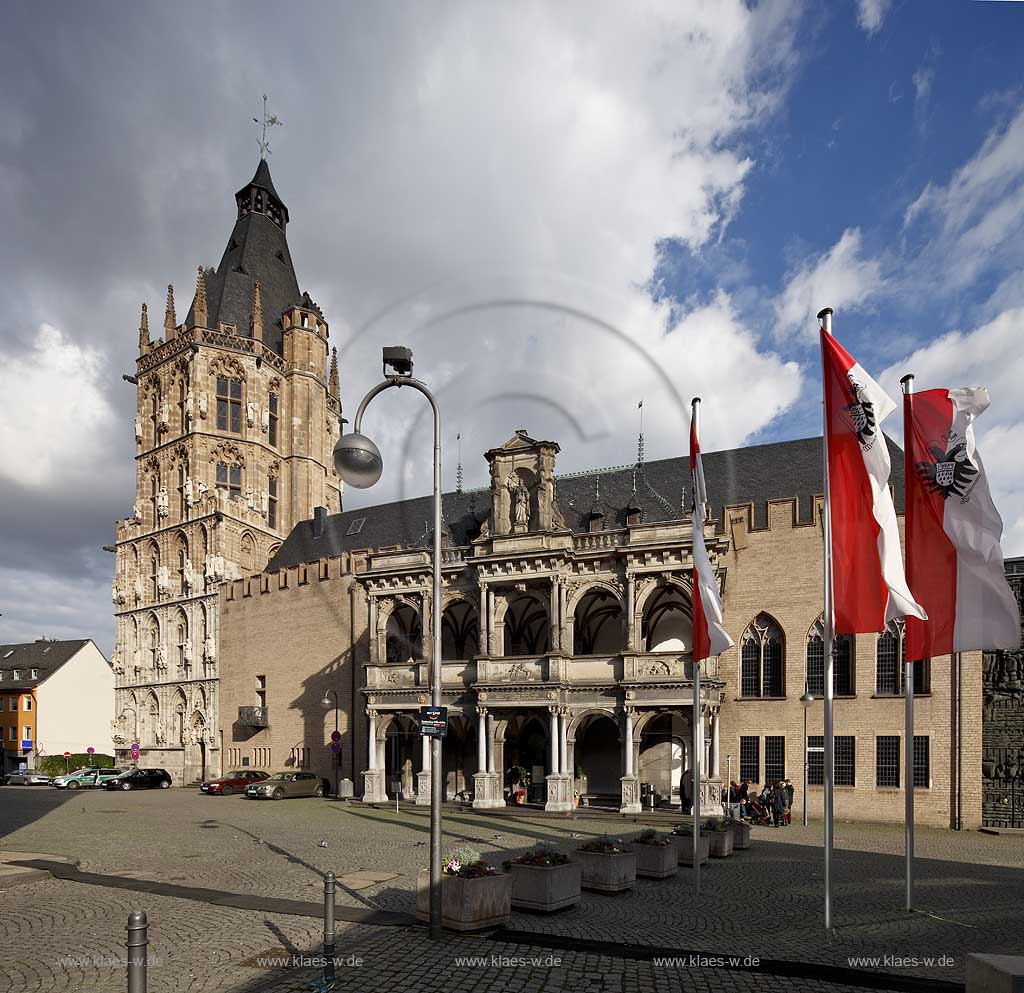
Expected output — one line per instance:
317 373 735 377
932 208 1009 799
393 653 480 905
578 835 625 854
633 828 671 846
503 843 570 870
443 846 500 878
671 822 695 837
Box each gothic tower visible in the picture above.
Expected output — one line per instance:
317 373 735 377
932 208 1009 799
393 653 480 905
110 158 343 781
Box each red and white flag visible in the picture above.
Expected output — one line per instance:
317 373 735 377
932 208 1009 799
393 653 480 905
821 329 927 633
904 387 1020 660
690 410 734 661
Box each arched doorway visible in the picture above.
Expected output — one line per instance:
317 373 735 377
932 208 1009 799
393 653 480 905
384 714 418 798
502 595 550 656
503 715 549 805
186 711 207 783
574 713 620 801
638 712 687 806
572 589 624 654
642 584 693 652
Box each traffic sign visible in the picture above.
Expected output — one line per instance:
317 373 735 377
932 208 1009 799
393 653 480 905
330 742 341 754
86 746 95 755
63 751 71 759
419 706 448 738
330 730 341 743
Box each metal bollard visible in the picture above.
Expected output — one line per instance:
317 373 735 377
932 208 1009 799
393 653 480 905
322 871 336 987
127 910 147 993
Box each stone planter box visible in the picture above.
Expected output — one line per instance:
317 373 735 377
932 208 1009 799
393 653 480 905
730 821 751 850
628 842 678 879
508 861 581 911
415 869 512 932
576 850 637 893
669 834 709 865
706 830 734 858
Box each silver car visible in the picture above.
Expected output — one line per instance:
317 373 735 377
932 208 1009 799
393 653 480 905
4 769 52 786
245 771 324 800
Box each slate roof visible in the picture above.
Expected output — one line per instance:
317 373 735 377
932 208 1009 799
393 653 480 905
0 640 94 691
267 435 907 570
187 161 303 356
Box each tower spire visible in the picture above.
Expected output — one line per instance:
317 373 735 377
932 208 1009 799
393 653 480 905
250 277 263 344
456 433 463 494
328 347 339 399
164 284 176 340
138 302 150 354
192 266 208 329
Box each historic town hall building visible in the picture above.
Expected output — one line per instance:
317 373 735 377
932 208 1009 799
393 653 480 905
110 158 342 781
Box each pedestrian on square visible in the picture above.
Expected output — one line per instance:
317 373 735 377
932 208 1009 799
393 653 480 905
771 782 786 827
784 778 795 819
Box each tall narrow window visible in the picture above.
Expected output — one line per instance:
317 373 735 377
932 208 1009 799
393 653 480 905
764 736 786 784
150 475 159 528
216 462 242 501
268 478 278 529
177 466 186 520
178 379 188 434
268 394 279 447
876 621 904 695
256 674 267 709
913 735 930 788
150 392 159 439
176 546 187 595
835 736 856 786
739 736 760 782
148 620 159 673
808 736 825 786
216 376 242 433
150 554 159 602
876 735 900 787
740 614 785 698
177 622 188 675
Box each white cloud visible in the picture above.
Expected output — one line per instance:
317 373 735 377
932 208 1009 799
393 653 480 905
902 105 1024 292
856 0 892 36
0 323 118 489
772 228 885 341
879 307 1024 556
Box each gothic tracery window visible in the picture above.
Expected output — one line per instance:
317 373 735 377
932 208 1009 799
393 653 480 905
216 376 242 434
806 619 854 696
740 613 785 698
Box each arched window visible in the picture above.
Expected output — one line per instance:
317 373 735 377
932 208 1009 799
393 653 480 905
876 621 930 695
441 601 480 661
176 613 188 675
176 466 186 520
149 474 159 528
176 540 188 596
573 588 624 654
806 619 854 696
177 378 188 435
240 533 255 575
147 617 160 674
740 614 785 698
216 376 242 433
149 548 159 602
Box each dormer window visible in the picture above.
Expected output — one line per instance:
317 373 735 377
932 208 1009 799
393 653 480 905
586 510 604 533
626 506 642 526
301 314 309 328
12 670 19 680
30 669 37 679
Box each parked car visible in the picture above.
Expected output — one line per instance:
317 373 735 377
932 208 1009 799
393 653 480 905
245 771 324 800
3 769 52 786
200 770 270 796
53 768 126 790
103 768 172 791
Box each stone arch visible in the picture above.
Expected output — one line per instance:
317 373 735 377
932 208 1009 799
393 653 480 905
174 532 189 595
385 600 423 663
500 592 550 656
173 608 189 675
196 524 208 567
441 597 480 660
147 539 161 601
572 711 622 796
144 612 161 674
806 615 854 697
381 712 419 797
638 709 690 800
172 688 187 745
143 691 160 747
640 579 694 652
569 584 625 655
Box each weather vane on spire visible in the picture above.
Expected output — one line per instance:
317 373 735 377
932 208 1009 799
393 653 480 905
253 94 283 160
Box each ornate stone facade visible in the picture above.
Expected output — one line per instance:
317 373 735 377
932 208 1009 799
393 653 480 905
112 158 342 783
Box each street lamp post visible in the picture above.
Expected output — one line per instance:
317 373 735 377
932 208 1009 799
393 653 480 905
320 688 340 798
333 346 444 940
800 691 815 827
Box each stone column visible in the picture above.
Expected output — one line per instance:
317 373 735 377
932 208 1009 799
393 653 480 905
473 706 501 809
558 709 568 776
362 709 387 803
710 707 721 779
486 589 495 656
545 705 572 812
416 730 431 806
620 706 641 814
625 576 635 652
368 596 377 666
550 579 560 654
559 581 567 653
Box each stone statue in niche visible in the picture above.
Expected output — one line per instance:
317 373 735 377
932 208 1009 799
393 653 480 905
157 486 169 518
203 637 216 662
246 401 256 428
185 387 195 422
261 407 269 433
199 391 208 419
183 558 195 590
507 474 531 530
159 398 170 432
134 416 143 443
184 476 194 507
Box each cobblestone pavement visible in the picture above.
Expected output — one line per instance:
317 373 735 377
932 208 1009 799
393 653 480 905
2 786 1022 992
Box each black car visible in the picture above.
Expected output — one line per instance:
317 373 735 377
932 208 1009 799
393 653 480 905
104 768 172 791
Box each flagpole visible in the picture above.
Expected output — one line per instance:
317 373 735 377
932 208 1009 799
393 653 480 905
817 306 835 932
691 396 702 898
900 373 916 912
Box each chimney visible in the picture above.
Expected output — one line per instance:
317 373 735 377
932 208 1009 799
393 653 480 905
312 506 327 539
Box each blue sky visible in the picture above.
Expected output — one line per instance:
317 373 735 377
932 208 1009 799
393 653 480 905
1 1 1023 653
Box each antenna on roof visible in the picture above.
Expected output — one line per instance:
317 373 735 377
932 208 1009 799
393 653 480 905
456 433 463 494
636 400 645 468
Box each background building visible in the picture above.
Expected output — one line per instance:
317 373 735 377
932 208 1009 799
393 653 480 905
218 430 981 828
111 157 343 784
0 639 113 772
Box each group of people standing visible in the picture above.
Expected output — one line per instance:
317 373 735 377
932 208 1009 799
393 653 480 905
724 778 795 826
